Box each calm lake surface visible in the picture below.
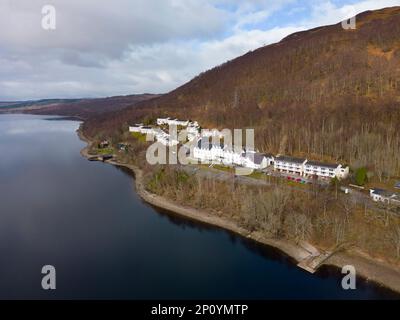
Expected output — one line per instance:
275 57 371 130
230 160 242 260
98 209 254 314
0 114 398 300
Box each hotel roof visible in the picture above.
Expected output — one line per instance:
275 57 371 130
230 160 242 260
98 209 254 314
275 155 306 164
306 160 340 169
371 189 397 198
196 138 223 150
245 152 268 165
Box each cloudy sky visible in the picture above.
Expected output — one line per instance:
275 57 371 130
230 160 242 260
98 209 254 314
1 0 400 101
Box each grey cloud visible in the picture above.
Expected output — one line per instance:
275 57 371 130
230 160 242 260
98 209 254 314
0 0 230 100
1 0 227 59
1 0 400 101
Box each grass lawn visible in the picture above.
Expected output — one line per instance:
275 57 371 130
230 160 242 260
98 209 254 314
285 180 310 188
131 132 147 143
97 147 114 155
213 164 234 173
248 171 264 179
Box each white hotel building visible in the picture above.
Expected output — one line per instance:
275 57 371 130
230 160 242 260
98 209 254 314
304 161 349 180
128 125 156 135
274 156 307 176
157 117 190 127
193 138 272 170
128 124 144 133
193 138 224 162
157 118 200 141
154 130 179 147
274 156 349 180
133 117 350 180
129 125 179 146
242 152 273 170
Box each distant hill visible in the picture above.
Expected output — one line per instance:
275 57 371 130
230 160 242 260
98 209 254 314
0 94 160 119
83 6 400 176
0 99 82 110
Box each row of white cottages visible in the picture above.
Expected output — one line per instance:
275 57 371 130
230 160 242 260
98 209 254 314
130 118 349 180
193 138 272 170
129 124 179 147
193 139 349 180
157 117 200 141
157 117 199 128
130 117 202 145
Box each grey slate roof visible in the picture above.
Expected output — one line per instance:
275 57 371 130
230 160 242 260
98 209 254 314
371 189 396 198
196 138 223 150
245 152 267 165
275 155 306 164
305 160 339 169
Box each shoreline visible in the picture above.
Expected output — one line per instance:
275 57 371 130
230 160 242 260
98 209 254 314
77 128 400 296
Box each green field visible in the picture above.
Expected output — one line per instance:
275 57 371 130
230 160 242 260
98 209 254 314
131 132 147 142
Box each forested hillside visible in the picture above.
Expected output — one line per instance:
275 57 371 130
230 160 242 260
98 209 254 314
83 6 400 180
0 94 159 120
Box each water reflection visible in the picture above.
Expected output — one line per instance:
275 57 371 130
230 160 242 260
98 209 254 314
0 114 399 300
115 165 400 300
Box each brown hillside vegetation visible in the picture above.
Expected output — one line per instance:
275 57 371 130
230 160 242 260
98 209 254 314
18 94 160 120
83 6 400 179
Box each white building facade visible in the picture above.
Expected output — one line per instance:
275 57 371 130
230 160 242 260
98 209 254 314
157 117 190 127
304 161 349 180
129 124 144 133
193 138 275 170
155 130 179 147
370 189 400 205
130 125 179 146
274 156 349 180
274 156 307 176
242 153 271 170
193 138 222 162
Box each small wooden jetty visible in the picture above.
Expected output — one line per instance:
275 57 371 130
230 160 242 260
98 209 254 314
88 154 114 162
297 241 333 273
102 154 114 161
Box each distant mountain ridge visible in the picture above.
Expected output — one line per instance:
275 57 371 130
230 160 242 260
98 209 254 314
0 94 160 119
0 99 82 109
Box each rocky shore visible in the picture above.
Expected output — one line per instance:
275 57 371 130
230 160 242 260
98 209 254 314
77 128 400 296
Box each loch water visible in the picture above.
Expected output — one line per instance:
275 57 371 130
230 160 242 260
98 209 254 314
0 114 398 299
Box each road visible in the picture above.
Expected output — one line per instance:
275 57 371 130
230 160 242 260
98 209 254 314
177 161 400 216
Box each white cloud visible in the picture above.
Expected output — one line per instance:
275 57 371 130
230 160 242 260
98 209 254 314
0 0 400 100
300 0 400 27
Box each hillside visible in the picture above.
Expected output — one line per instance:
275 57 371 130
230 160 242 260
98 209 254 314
0 94 159 120
0 99 83 110
83 6 400 178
